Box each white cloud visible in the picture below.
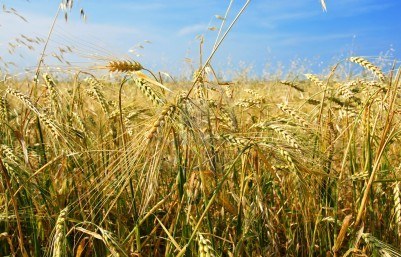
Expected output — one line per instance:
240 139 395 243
280 33 354 46
177 23 207 36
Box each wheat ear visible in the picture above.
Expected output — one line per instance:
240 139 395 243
305 73 324 88
277 104 308 128
280 80 305 92
146 104 176 140
394 182 401 238
269 124 300 150
6 88 39 114
99 227 123 257
349 57 386 82
0 96 9 123
1 145 20 164
107 60 143 72
52 207 68 257
43 73 58 101
188 216 216 257
87 78 110 116
6 88 59 138
134 79 165 106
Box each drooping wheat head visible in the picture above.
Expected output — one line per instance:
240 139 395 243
349 57 386 82
146 103 177 141
134 78 166 106
86 77 110 116
305 73 325 88
280 80 305 92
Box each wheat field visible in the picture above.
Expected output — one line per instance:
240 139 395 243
1 1 401 257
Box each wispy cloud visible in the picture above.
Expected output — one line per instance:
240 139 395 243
108 2 166 11
177 23 207 36
280 33 354 46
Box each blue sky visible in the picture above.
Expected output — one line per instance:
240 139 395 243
0 0 400 78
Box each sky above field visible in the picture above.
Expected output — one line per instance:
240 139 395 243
0 0 400 78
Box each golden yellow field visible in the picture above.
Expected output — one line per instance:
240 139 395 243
1 1 401 256
1 56 401 256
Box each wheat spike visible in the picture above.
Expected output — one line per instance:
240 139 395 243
218 107 238 132
188 215 216 257
193 69 205 84
280 80 305 92
361 233 401 257
337 82 356 100
52 207 68 257
135 79 165 106
87 78 110 116
394 182 401 238
269 124 300 150
0 96 9 123
99 227 122 257
235 98 263 108
1 145 20 164
223 85 233 98
305 73 324 88
146 104 176 140
107 60 143 72
5 88 58 137
43 73 58 102
279 148 296 171
349 57 386 82
6 87 39 114
218 134 253 147
332 214 352 254
244 88 264 101
277 104 308 128
39 113 60 139
198 233 216 257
